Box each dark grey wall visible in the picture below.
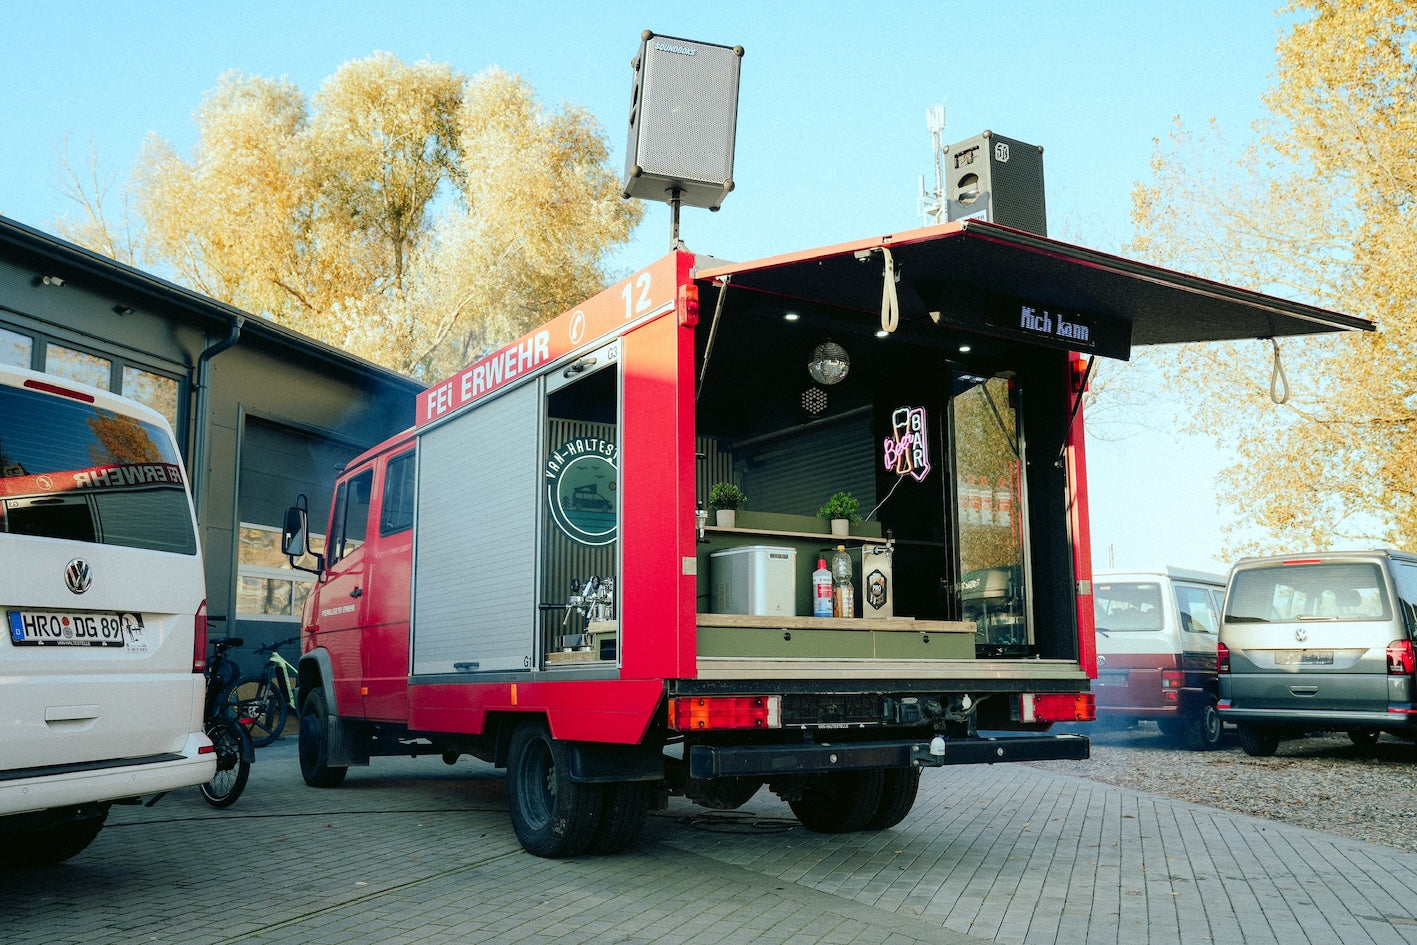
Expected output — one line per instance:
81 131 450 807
0 223 420 659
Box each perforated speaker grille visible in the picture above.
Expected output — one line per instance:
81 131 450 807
623 34 742 209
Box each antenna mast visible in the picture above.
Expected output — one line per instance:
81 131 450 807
919 104 946 225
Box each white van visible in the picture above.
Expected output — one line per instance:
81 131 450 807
1092 568 1227 750
0 364 214 865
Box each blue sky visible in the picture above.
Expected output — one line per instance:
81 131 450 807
1 1 1301 572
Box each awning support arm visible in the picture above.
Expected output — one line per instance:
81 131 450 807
695 276 731 403
1056 355 1095 469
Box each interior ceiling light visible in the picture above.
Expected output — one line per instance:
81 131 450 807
808 340 849 385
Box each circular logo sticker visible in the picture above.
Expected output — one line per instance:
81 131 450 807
545 436 618 545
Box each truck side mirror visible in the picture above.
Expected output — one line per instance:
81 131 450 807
282 494 324 574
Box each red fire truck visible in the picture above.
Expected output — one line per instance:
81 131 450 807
282 220 1366 857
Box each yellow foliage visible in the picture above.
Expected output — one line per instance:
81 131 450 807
1126 1 1417 554
63 53 641 378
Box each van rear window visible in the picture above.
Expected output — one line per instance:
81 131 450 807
1094 581 1164 632
1226 562 1391 623
0 385 197 554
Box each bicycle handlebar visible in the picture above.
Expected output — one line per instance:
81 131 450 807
252 635 302 656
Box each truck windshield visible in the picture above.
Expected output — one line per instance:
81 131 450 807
1093 581 1164 632
1225 562 1391 623
0 385 197 554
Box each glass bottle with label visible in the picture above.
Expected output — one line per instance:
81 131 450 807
831 545 854 618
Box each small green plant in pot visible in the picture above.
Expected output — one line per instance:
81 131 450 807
818 491 861 536
709 482 746 528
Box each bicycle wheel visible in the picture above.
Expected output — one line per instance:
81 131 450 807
200 720 251 808
220 675 286 748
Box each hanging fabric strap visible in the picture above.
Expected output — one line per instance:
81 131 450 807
1268 337 1290 405
879 245 900 334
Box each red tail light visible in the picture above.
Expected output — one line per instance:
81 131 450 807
1018 692 1095 723
193 600 209 674
1216 641 1231 674
1387 640 1415 675
1161 669 1183 702
670 696 780 731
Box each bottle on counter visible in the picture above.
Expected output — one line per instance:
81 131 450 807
831 545 854 618
813 556 833 617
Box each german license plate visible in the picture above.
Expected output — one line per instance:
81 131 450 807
1275 649 1334 666
1096 670 1128 687
7 610 144 648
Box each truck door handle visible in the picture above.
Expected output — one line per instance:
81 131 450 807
350 587 363 598
1290 686 1318 696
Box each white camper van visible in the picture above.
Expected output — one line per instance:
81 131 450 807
0 364 213 866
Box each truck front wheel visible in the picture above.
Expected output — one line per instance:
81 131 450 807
787 769 885 833
299 686 348 788
506 720 604 858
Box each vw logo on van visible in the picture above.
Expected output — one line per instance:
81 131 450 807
65 559 92 595
1294 627 1308 643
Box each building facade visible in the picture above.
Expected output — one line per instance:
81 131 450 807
0 216 422 653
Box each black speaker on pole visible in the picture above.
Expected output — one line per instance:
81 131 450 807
622 31 744 211
945 131 1047 236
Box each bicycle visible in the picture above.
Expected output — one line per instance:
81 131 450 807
201 636 253 808
220 636 301 749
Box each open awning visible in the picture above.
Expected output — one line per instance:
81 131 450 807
694 220 1371 361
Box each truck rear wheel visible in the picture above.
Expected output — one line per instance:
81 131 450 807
788 769 884 833
299 686 348 788
865 767 921 830
506 720 604 858
685 776 762 811
586 781 651 854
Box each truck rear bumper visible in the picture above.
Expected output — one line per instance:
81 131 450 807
688 732 1089 779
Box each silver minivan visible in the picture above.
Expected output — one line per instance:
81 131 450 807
1217 550 1417 756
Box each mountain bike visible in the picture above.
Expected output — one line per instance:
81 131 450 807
201 636 253 808
220 636 301 749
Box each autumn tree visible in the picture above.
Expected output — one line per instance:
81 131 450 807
1125 0 1417 554
64 53 642 378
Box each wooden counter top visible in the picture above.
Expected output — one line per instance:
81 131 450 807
695 613 975 633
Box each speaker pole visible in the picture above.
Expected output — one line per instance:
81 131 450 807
669 187 685 250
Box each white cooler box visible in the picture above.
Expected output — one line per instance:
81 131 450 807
711 545 796 616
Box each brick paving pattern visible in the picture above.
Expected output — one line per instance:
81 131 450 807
3 741 1414 945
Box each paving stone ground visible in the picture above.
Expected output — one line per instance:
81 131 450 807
3 739 1414 945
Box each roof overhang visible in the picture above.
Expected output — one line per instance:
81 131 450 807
694 220 1371 361
0 214 423 391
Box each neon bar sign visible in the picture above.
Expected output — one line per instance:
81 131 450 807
883 406 930 481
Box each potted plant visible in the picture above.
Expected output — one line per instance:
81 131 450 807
818 491 861 536
709 482 746 528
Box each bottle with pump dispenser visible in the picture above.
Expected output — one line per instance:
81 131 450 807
812 557 833 617
831 545 854 618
